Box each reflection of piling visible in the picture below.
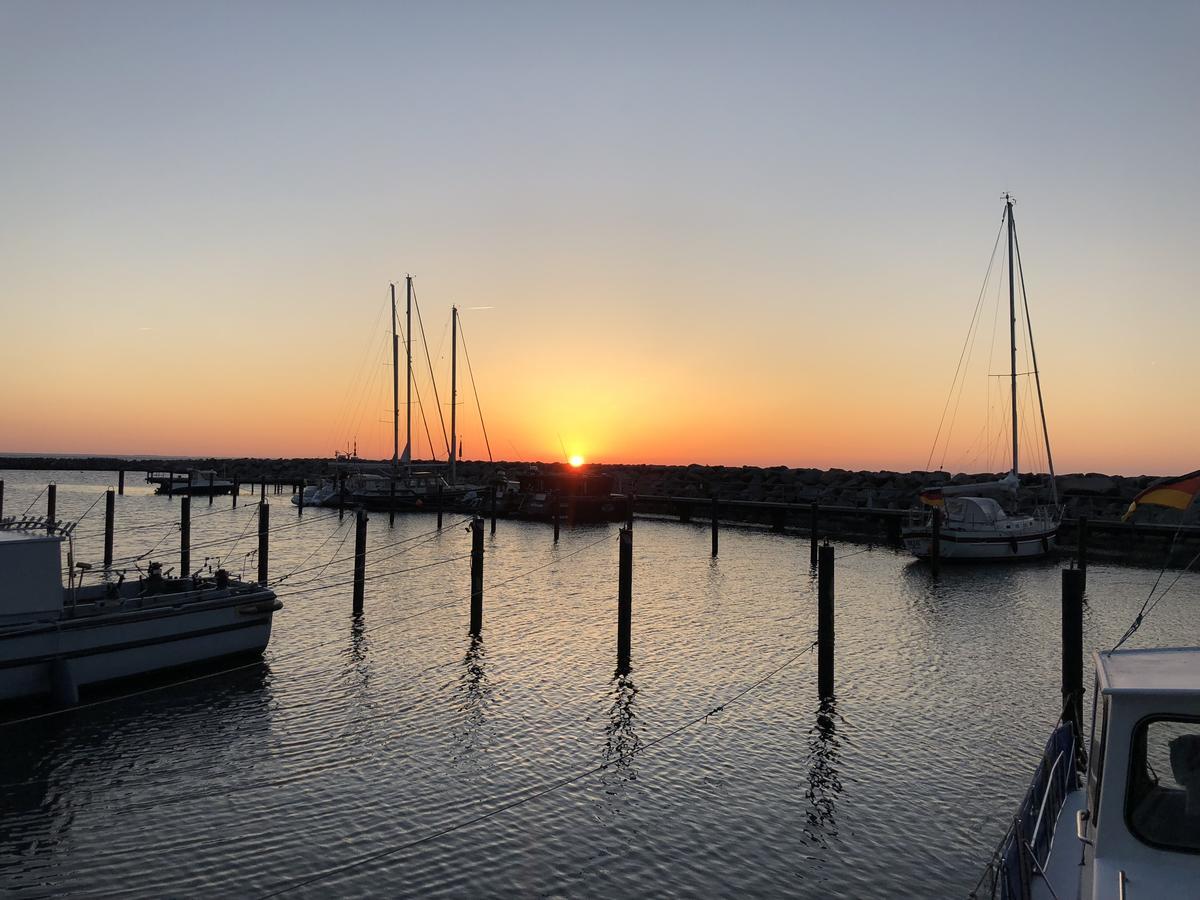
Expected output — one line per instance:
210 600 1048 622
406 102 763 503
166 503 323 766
103 489 115 568
1061 568 1084 732
711 495 719 558
552 491 560 542
818 544 835 699
257 501 270 584
810 502 819 568
1077 516 1089 584
931 507 942 575
180 495 191 576
470 517 484 634
47 484 56 533
117 469 125 495
617 527 632 673
353 509 367 616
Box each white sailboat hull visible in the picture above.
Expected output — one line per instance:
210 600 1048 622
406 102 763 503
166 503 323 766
903 526 1057 560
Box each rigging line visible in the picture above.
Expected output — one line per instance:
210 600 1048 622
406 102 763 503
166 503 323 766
214 504 266 569
926 216 1006 472
182 511 341 554
1 531 616 730
1141 545 1200 620
411 285 452 458
1112 515 1199 651
256 639 819 899
329 299 388 452
267 515 352 584
20 485 47 517
455 315 493 464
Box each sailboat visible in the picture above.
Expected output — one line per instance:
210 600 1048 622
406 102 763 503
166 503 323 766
902 195 1061 561
346 279 483 511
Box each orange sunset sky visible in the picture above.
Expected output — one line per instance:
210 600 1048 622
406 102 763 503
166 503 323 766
2 4 1197 476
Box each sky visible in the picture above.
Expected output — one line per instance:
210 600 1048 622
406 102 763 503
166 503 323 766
1 1 1197 475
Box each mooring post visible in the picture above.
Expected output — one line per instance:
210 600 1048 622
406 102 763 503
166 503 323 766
103 489 115 568
617 526 633 673
810 502 819 568
117 469 125 495
388 478 396 528
931 507 942 575
470 517 484 634
711 495 719 558
208 472 215 506
232 476 239 508
818 543 835 699
187 470 194 497
298 478 305 515
338 474 346 521
257 501 269 584
180 495 191 577
46 484 56 533
626 494 634 531
168 471 174 500
0 479 4 520
490 486 497 536
552 491 560 542
352 509 367 616
436 483 443 529
1062 567 1085 733
260 481 266 503
1077 516 1089 582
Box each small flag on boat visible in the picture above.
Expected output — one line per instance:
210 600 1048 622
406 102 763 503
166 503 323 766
1122 470 1200 521
919 488 944 507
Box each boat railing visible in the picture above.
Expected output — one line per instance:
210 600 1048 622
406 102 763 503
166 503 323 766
0 516 76 537
969 718 1081 900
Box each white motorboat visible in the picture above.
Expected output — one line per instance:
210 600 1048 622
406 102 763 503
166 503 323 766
976 647 1200 899
146 469 235 495
0 517 280 706
904 195 1060 561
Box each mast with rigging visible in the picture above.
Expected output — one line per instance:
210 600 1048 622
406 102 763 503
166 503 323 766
449 305 458 485
391 282 400 475
405 275 413 476
1006 193 1018 482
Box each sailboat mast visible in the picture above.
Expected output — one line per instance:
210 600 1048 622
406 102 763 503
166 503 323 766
449 305 458 485
405 275 413 476
1006 194 1018 480
391 282 399 474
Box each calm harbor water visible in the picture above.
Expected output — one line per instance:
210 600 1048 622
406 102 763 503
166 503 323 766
2 469 1198 898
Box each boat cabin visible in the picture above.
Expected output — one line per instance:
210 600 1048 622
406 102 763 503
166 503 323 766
1047 648 1200 898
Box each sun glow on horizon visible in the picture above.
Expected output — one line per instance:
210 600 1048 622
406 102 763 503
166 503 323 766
568 454 585 468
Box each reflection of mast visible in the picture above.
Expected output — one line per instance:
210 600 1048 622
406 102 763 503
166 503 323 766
804 698 843 844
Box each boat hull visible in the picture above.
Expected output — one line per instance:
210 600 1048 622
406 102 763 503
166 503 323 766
0 592 280 703
902 527 1058 560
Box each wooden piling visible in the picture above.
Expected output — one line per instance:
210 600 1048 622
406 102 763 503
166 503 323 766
257 501 269 584
810 502 819 568
1062 568 1085 732
388 478 396 528
617 527 632 673
626 494 634 531
47 484 56 533
298 478 305 515
818 544 835 699
352 509 367 616
338 474 346 521
168 471 174 499
260 481 266 502
232 477 239 507
117 469 125 495
552 491 560 542
470 517 484 634
208 472 215 506
711 495 719 558
180 495 191 577
1077 516 1089 580
931 507 942 575
187 470 194 497
436 483 443 529
0 479 4 520
103 489 115 568
490 486 497 536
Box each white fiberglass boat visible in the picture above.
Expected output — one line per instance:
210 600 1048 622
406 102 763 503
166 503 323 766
0 517 280 706
976 647 1200 899
904 195 1060 561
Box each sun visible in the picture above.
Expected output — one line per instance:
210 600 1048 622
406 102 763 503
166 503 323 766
568 454 585 468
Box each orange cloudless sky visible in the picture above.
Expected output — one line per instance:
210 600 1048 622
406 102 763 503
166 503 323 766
2 3 1197 476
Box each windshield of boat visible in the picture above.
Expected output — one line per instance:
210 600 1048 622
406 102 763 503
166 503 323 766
1126 715 1200 853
